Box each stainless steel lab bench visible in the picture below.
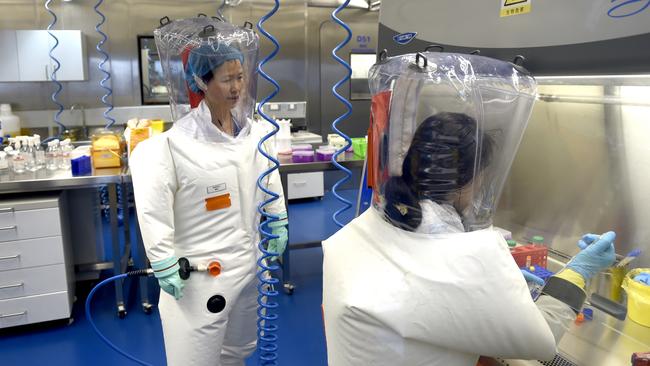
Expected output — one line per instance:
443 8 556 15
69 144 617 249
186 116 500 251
0 167 134 317
277 152 365 294
498 306 650 366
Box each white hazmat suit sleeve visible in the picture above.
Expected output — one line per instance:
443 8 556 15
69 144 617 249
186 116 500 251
536 295 577 343
129 135 178 262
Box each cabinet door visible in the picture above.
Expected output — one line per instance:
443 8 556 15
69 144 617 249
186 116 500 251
15 30 50 82
50 30 87 81
15 30 87 82
0 31 20 82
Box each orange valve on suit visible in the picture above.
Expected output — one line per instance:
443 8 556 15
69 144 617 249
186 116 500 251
208 261 221 277
177 257 221 279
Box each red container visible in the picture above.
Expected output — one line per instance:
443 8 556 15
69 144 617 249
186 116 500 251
510 244 548 268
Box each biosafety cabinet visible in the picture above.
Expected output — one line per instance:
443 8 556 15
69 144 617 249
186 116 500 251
377 2 650 365
0 193 75 328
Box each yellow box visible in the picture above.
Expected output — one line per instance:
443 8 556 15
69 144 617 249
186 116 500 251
128 127 151 156
92 132 122 168
151 119 164 135
622 268 650 327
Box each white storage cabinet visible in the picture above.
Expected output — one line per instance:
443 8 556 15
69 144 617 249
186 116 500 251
0 194 74 328
287 172 324 200
0 30 87 82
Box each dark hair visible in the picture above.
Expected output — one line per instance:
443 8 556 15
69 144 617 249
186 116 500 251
382 112 493 231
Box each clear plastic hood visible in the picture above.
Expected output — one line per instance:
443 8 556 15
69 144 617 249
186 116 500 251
154 17 259 124
368 52 537 232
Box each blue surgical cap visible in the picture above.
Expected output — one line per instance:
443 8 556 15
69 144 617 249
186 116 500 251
185 43 244 94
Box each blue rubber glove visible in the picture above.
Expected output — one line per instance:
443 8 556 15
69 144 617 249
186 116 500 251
151 257 184 300
634 273 650 285
521 270 545 286
267 212 288 258
567 231 617 280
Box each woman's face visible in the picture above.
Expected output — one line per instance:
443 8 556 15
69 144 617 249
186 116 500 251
204 59 244 110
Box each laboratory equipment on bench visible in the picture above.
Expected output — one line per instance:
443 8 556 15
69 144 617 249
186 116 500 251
618 248 642 268
351 136 367 158
292 150 315 163
58 139 72 170
510 244 548 268
33 135 46 169
316 146 336 161
86 257 222 366
125 118 153 156
622 268 650 327
11 141 25 174
46 140 60 171
0 104 21 137
0 151 8 170
632 352 650 366
522 265 555 300
91 130 122 168
71 155 92 176
276 118 292 155
291 143 312 152
19 136 35 172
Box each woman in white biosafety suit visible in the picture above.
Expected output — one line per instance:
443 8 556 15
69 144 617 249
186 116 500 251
130 18 287 366
322 53 616 366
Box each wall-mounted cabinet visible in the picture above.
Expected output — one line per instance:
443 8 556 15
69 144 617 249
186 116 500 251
0 30 87 82
0 31 20 82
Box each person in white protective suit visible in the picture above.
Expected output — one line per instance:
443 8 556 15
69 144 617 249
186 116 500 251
130 18 287 366
322 52 616 366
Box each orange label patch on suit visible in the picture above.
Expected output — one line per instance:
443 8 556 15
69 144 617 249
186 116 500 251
205 193 231 211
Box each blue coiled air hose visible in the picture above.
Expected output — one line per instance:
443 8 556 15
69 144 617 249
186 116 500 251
94 0 116 129
85 271 153 366
45 0 67 136
256 1 282 365
330 0 353 228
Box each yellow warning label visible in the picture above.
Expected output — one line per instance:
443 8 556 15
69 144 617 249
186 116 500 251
500 0 531 17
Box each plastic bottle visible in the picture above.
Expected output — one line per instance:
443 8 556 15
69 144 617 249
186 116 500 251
0 104 21 137
21 137 36 172
12 139 25 173
33 135 45 170
0 151 8 170
532 235 545 246
46 140 60 171
58 139 72 170
3 146 14 171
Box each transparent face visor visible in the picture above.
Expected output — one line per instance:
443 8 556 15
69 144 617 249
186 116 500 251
154 18 259 125
370 52 537 233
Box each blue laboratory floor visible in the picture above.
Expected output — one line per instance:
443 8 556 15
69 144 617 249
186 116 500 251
0 189 366 366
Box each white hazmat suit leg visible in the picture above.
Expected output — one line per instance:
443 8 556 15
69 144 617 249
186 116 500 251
130 101 285 366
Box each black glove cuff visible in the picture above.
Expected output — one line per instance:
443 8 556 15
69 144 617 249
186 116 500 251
541 276 587 314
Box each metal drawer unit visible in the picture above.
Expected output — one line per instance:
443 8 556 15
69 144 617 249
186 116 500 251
287 172 324 200
0 194 74 329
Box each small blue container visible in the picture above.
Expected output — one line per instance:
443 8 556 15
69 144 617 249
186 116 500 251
522 265 555 300
71 155 92 176
522 265 554 282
